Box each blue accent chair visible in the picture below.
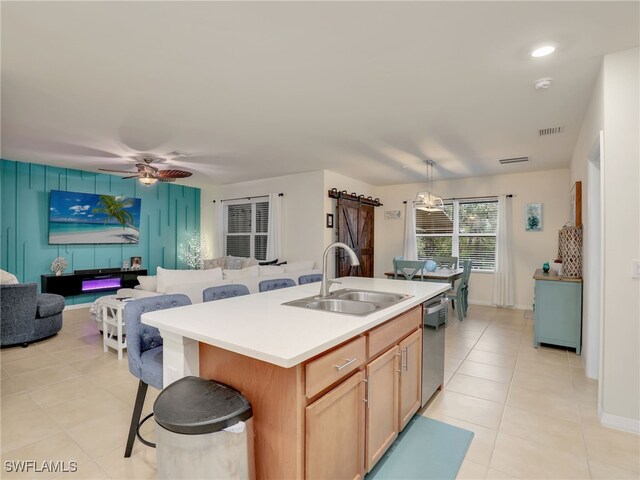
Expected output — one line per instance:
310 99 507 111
203 284 250 302
0 284 64 347
298 274 323 285
124 294 191 457
259 278 295 292
446 260 472 322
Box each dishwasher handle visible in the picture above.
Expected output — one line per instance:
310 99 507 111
425 297 450 315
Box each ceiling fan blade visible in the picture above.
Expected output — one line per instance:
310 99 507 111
99 168 138 174
157 169 192 179
121 175 142 179
158 178 176 183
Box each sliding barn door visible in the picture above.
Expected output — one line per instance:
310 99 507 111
337 199 374 278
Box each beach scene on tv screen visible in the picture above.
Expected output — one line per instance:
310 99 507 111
49 190 141 244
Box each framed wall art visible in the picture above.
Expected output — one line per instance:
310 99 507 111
570 181 582 227
525 203 543 231
326 213 334 228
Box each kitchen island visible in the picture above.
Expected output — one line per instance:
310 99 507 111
143 276 450 479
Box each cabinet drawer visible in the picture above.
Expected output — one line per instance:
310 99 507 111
368 306 421 359
306 336 366 398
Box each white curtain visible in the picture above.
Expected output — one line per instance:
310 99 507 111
266 193 282 262
492 195 515 306
403 202 418 261
215 201 225 257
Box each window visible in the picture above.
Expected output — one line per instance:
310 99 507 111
225 199 269 260
416 200 498 272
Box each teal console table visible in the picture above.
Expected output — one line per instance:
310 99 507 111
533 269 583 354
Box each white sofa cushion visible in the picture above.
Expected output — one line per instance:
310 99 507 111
223 265 259 280
0 269 18 285
284 261 315 272
137 275 157 292
156 266 223 293
258 265 285 276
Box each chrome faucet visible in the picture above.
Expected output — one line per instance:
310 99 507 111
319 242 360 298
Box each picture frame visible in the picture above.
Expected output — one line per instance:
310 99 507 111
130 256 142 270
570 181 582 227
326 213 334 228
525 203 543 231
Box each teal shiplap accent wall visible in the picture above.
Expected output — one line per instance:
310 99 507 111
0 159 201 305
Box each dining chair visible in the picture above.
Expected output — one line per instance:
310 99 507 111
203 284 250 302
393 260 426 281
392 255 404 272
446 260 472 321
259 278 296 292
433 256 458 269
124 294 192 457
298 274 323 285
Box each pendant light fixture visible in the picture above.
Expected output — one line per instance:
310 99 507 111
414 160 444 212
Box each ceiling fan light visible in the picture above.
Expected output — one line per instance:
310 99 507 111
138 176 158 185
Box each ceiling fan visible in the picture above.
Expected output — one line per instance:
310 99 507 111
99 155 192 185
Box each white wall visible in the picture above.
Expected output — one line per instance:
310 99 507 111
571 66 604 379
200 171 326 269
600 48 640 429
375 169 570 309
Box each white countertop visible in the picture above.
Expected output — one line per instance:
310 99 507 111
142 277 450 368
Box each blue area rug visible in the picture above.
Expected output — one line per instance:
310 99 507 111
366 416 474 480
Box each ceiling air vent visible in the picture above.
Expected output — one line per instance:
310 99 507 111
539 126 564 136
499 157 530 165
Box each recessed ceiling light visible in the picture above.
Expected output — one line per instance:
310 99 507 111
531 45 556 58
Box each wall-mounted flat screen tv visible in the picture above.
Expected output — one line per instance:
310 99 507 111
49 190 142 244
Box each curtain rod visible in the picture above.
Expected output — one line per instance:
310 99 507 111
402 194 512 204
212 193 284 203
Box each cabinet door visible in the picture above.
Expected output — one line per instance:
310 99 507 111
365 346 399 472
398 328 422 430
306 371 365 480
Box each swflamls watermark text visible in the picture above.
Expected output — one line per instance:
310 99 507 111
4 460 78 473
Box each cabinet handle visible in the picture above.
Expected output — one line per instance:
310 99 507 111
400 347 408 372
334 357 357 372
403 346 409 372
363 378 371 409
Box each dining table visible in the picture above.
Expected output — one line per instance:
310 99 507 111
384 267 464 288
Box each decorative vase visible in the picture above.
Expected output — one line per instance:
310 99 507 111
543 262 550 273
55 270 62 276
425 260 437 272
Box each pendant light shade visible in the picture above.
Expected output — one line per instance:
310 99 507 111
414 160 444 212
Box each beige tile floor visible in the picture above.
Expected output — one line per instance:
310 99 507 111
421 305 640 479
1 305 638 479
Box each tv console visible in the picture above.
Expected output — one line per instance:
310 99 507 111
41 269 147 297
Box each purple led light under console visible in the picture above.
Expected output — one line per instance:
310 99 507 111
82 277 122 291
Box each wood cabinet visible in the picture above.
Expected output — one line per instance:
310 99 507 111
398 328 422 430
533 269 583 354
306 372 366 480
365 346 399 471
199 304 425 479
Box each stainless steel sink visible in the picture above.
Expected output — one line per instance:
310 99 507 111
337 291 406 304
283 288 412 317
304 299 378 315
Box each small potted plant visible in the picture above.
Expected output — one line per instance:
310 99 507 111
51 256 68 276
549 258 562 275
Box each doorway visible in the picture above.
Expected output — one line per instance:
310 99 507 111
336 198 374 277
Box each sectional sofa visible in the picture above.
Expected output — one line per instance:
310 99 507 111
115 259 322 305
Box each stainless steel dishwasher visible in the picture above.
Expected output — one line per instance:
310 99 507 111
421 294 449 406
